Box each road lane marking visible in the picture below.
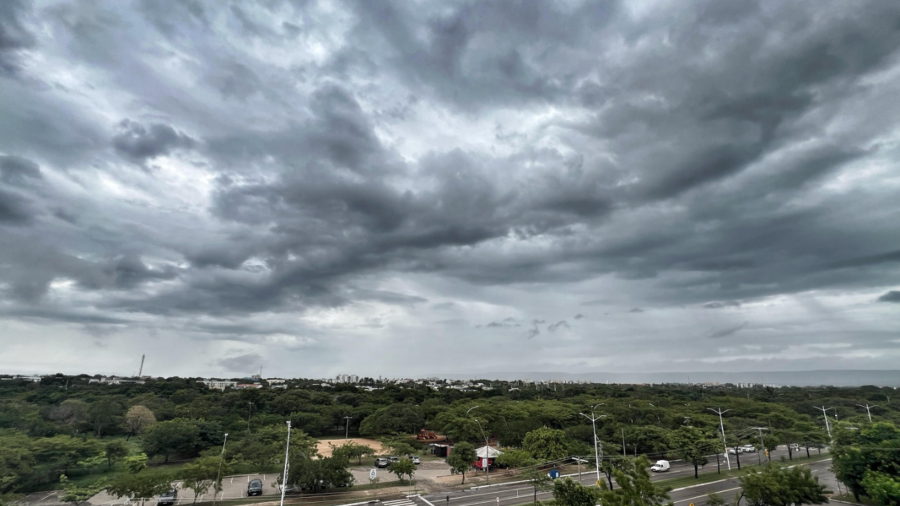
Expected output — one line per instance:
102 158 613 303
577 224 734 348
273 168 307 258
674 487 741 504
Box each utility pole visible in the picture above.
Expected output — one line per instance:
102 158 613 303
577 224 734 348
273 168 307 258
280 422 291 506
814 406 832 441
579 404 605 484
751 427 769 464
708 408 732 470
344 416 352 439
214 433 228 506
855 404 878 423
473 418 490 484
138 354 145 377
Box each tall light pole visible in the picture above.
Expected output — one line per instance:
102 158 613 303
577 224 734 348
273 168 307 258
708 408 731 470
214 433 228 506
280 421 291 506
473 418 490 484
579 403 605 484
750 427 768 463
855 403 878 423
343 416 353 439
814 406 832 441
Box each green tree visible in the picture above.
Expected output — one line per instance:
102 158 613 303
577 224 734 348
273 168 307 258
124 454 148 474
668 427 712 479
705 492 727 506
141 418 200 463
106 472 173 506
33 436 100 476
59 475 107 506
287 453 353 492
519 466 552 503
388 458 416 481
87 399 123 439
0 430 36 494
598 456 672 506
359 404 424 436
553 477 601 506
105 441 129 470
738 463 828 506
381 438 418 457
123 406 156 441
332 442 374 465
447 442 477 484
833 422 900 501
182 456 227 504
495 449 537 470
523 427 569 461
861 471 900 506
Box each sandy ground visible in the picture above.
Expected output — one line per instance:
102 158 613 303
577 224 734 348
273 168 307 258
316 437 385 457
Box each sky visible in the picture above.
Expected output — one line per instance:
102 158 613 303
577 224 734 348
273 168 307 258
1 0 899 379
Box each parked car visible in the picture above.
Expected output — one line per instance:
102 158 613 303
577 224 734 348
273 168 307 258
411 456 420 465
741 444 756 453
375 457 390 468
650 460 670 472
389 456 400 463
789 443 801 451
248 479 263 496
158 489 177 506
278 483 294 494
728 447 742 454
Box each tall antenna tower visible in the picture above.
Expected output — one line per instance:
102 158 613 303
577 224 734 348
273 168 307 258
138 354 145 377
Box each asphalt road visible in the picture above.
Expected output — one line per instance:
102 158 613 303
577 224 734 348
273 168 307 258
417 446 831 506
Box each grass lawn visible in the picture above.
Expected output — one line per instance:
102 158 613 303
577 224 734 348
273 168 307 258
831 493 880 505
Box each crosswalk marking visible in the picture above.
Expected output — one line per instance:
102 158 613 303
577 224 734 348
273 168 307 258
382 499 418 506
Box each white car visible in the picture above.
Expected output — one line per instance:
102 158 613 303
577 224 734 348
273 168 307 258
650 460 670 472
411 456 420 464
728 448 741 455
741 444 756 453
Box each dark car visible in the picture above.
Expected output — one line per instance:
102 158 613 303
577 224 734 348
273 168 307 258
248 479 263 496
158 489 177 506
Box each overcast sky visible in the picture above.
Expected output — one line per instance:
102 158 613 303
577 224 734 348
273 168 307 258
1 0 899 379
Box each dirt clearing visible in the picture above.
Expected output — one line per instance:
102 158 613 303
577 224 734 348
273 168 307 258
315 437 384 456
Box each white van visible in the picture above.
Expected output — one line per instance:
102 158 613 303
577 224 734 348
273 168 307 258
650 460 670 472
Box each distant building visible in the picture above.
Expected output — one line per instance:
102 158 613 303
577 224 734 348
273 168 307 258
88 376 146 385
235 383 263 390
201 379 237 390
16 375 43 383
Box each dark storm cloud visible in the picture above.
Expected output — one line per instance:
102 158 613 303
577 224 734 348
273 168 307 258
703 301 742 309
112 120 195 162
0 0 35 76
217 352 263 372
2 0 900 375
709 322 749 339
0 155 42 185
878 291 900 303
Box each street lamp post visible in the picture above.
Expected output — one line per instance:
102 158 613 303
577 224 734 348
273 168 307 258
344 416 353 439
855 403 878 423
214 433 228 506
473 418 490 485
707 408 732 471
814 406 833 441
280 421 291 506
579 404 605 485
750 427 768 464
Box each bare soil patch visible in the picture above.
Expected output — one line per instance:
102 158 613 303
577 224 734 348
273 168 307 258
315 438 384 457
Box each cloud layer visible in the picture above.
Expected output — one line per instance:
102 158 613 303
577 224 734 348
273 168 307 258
1 0 899 377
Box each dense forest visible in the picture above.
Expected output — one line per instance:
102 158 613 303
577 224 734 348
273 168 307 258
1 375 898 503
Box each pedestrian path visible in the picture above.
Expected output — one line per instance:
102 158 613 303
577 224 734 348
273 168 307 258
381 498 418 506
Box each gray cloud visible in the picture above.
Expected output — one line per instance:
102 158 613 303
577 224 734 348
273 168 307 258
709 322 749 339
112 120 195 162
877 291 900 303
1 0 899 377
217 352 263 373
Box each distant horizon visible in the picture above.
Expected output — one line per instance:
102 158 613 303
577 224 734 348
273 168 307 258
7 369 899 387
